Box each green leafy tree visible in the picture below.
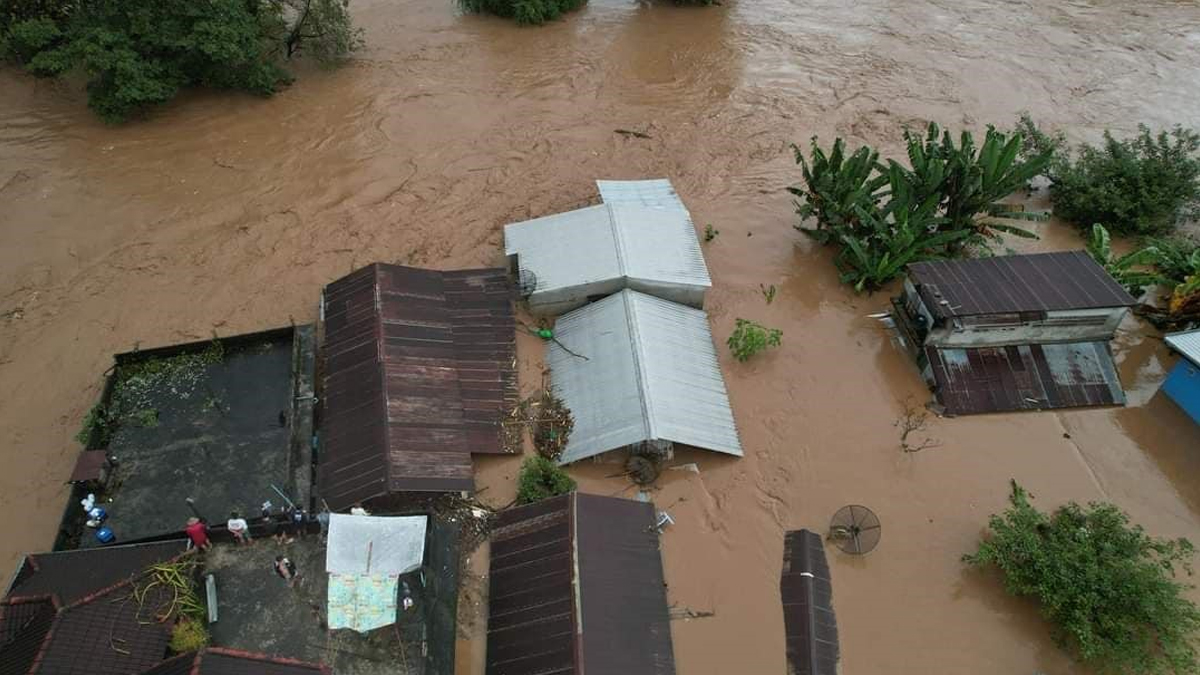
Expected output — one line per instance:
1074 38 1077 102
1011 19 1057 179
2 0 360 121
789 137 887 243
1028 118 1200 236
516 455 576 505
965 481 1200 675
458 0 586 25
727 318 782 362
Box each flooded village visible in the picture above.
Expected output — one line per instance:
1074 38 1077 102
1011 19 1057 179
4 1 1200 674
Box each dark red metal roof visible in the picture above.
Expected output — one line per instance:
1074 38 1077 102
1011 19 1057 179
139 648 330 675
908 251 1135 319
319 264 516 509
8 541 188 606
1 542 190 675
925 342 1127 415
485 493 676 675
781 529 839 675
67 450 109 483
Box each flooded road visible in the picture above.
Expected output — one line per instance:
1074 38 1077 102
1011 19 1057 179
4 0 1200 673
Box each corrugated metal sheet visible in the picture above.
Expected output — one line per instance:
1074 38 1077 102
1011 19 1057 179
908 251 1135 319
575 493 675 675
485 493 675 675
781 529 839 675
0 598 55 675
549 290 742 464
7 540 188 606
504 179 711 314
320 264 516 508
1166 329 1200 367
926 341 1126 415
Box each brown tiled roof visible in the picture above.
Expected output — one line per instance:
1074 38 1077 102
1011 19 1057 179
486 493 676 675
781 529 839 675
908 251 1135 319
925 342 1127 415
319 264 517 508
139 648 330 675
8 541 188 606
1 542 189 675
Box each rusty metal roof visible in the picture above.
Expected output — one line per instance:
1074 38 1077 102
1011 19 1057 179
486 493 676 675
319 264 516 508
908 251 1135 319
926 342 1126 415
781 529 839 675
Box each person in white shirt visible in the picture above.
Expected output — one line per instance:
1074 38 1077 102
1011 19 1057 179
227 511 251 545
349 502 369 516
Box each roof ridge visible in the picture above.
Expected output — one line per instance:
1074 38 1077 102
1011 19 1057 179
607 202 631 281
204 646 331 673
620 291 657 442
373 264 394 489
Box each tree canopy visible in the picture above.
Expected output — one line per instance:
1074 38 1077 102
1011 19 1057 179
1 0 362 121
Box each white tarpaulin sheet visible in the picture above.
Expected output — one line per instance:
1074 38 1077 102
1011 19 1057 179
325 514 427 575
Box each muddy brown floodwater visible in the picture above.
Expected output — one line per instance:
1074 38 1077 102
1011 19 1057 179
4 0 1200 673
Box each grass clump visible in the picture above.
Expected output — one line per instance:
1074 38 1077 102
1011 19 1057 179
965 481 1200 675
1016 115 1200 236
516 455 576 505
727 318 782 362
169 618 210 653
458 0 586 24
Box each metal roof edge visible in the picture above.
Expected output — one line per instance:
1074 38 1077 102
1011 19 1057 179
1166 329 1200 366
621 291 658 443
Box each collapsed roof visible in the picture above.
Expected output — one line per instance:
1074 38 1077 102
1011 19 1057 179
547 289 742 464
486 492 676 675
319 264 517 507
505 179 711 316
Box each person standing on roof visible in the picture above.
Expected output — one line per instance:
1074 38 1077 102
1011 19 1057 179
227 511 251 545
185 517 211 551
350 502 369 516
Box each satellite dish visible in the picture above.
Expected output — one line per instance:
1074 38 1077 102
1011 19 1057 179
827 505 881 555
515 268 538 300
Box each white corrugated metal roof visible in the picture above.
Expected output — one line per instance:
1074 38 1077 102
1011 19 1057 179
504 179 711 301
549 290 742 464
1166 329 1200 366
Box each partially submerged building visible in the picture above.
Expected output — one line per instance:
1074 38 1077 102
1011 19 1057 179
486 492 675 675
318 263 517 508
547 289 742 464
504 179 711 315
1163 329 1200 425
780 529 839 675
891 251 1136 415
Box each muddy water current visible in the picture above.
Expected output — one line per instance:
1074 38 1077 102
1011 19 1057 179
3 1 1200 673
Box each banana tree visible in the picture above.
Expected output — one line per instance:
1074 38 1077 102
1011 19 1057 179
1085 224 1167 295
789 137 888 243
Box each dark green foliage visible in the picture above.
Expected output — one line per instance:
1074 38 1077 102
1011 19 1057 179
516 455 576 505
1024 116 1200 236
790 123 1051 292
75 402 113 447
1144 235 1200 287
2 0 360 121
965 481 1200 675
458 0 586 25
727 318 782 362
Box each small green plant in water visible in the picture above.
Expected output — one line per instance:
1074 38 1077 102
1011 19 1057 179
704 224 719 242
965 480 1200 675
760 284 777 304
727 319 782 362
75 402 113 447
516 455 576 505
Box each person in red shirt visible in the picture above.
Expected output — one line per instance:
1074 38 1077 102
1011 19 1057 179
185 517 211 551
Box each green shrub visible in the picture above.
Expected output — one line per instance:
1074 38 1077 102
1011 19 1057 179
75 402 113 447
1033 119 1200 236
458 0 586 24
965 481 1200 675
727 318 782 362
169 618 210 653
516 455 575 505
2 1 361 122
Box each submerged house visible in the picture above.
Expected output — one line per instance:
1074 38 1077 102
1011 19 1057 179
780 529 839 675
486 492 676 675
1163 329 1200 425
547 289 742 464
318 263 517 509
504 179 711 316
891 251 1136 415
